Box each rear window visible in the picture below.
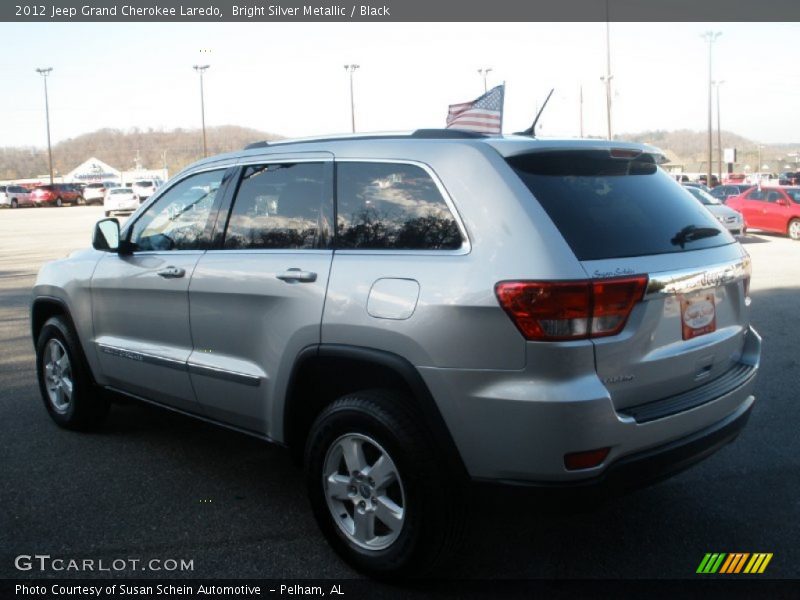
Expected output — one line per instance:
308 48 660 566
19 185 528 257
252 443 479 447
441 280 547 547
507 150 732 260
136 181 154 187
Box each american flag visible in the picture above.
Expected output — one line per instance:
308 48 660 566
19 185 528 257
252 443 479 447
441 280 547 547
446 84 505 134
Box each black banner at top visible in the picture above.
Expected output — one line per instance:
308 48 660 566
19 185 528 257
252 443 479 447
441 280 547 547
3 0 800 22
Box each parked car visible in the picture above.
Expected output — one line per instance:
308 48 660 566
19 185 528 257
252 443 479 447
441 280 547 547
0 184 35 208
726 186 800 240
710 184 752 203
682 181 711 193
131 179 158 201
30 184 83 207
83 183 111 206
683 185 745 237
778 172 800 186
104 186 139 217
723 173 747 184
697 174 720 187
31 131 760 576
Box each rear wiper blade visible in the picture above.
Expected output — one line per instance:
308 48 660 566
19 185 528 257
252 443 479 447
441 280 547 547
671 225 721 248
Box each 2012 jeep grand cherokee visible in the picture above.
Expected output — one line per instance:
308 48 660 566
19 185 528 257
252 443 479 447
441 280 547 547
31 130 760 576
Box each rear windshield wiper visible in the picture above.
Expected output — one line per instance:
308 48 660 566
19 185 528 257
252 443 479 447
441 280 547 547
671 225 721 248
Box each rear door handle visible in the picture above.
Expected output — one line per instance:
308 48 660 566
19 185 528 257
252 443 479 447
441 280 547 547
276 268 317 283
157 266 186 279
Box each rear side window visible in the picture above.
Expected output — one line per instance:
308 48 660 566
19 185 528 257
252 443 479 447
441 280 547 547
223 162 330 250
336 162 463 250
507 151 731 261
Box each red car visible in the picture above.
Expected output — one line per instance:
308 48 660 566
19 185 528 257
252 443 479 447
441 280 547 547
726 186 800 240
30 184 83 207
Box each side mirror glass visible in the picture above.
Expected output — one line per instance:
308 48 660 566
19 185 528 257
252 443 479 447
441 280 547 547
93 218 120 251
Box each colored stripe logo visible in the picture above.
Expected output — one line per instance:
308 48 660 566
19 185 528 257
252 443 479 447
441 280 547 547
697 553 773 574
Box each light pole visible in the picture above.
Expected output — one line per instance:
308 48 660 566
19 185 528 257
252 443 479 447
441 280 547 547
602 1 613 141
344 64 359 133
477 67 493 93
35 67 54 185
714 80 724 181
702 31 721 186
193 64 209 157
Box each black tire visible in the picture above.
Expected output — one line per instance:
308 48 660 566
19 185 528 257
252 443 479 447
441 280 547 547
35 316 109 430
55 197 63 207
305 389 464 577
10 199 18 209
788 218 800 241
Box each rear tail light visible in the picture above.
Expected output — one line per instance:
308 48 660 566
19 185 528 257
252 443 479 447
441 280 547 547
495 276 648 341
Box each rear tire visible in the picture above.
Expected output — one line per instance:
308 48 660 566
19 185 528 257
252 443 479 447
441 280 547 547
10 199 18 209
305 389 464 577
35 316 109 430
788 219 800 241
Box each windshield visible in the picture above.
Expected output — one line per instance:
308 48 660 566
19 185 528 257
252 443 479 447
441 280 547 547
685 186 720 205
507 150 731 260
136 181 154 187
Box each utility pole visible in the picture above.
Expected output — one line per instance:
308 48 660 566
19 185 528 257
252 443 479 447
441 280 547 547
477 67 493 93
36 67 54 185
714 80 724 181
601 1 613 140
344 64 359 133
702 31 721 187
579 84 584 138
193 64 210 157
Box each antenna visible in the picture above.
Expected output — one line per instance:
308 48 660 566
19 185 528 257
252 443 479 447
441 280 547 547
516 88 554 136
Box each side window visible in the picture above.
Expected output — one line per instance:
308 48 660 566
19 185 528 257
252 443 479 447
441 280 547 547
223 162 330 250
130 169 225 251
336 162 463 250
766 191 781 203
748 189 766 202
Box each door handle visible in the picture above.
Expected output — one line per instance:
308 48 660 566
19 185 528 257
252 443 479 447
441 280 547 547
276 268 317 283
157 266 186 279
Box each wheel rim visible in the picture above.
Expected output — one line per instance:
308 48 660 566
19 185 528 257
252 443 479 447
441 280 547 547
323 433 406 551
43 339 73 413
56 198 62 207
790 221 800 240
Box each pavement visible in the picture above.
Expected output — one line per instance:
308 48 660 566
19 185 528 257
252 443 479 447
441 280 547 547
1 205 798 581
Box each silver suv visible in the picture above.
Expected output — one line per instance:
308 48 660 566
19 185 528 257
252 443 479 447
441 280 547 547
31 130 760 576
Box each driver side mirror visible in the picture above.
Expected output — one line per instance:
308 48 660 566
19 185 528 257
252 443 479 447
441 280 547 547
92 218 121 251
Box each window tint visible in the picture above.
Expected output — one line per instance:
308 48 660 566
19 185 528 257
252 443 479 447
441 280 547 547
223 162 329 250
130 169 225 251
336 162 462 250
507 151 730 261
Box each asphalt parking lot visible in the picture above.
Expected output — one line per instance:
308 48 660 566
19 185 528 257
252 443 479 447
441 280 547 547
1 205 799 581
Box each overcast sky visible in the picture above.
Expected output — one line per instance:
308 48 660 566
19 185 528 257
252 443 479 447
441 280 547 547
1 22 798 147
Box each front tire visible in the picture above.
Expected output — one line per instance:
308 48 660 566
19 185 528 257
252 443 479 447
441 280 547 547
55 197 63 207
305 389 464 577
36 316 109 430
10 199 18 209
788 218 800 241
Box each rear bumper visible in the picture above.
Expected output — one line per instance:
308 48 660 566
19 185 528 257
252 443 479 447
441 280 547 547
419 326 761 484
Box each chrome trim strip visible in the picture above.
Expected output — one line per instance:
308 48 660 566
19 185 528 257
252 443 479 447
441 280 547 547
644 257 751 299
97 342 261 387
187 363 261 387
98 343 187 371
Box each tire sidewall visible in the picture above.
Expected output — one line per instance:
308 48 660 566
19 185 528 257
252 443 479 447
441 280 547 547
789 219 800 241
306 398 435 576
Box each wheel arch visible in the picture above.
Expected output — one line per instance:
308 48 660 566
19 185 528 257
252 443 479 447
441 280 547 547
283 344 468 481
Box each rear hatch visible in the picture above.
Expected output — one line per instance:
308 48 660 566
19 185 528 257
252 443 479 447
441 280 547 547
505 148 752 413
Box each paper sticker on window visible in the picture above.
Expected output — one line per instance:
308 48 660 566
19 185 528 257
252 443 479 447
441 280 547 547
680 292 716 340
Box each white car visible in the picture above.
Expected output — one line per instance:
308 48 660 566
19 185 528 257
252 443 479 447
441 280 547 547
104 187 139 217
83 183 110 206
683 185 746 237
0 184 35 208
131 180 158 201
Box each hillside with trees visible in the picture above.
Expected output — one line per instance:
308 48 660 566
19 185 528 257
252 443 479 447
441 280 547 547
0 126 281 180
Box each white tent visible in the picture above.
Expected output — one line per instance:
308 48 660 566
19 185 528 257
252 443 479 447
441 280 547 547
64 157 121 183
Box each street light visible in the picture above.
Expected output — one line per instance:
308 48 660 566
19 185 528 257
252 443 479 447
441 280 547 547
193 64 210 157
343 64 359 133
713 80 725 181
35 67 54 185
477 67 493 93
702 31 722 186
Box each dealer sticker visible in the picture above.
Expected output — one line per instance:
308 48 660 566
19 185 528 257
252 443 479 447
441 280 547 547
680 291 716 340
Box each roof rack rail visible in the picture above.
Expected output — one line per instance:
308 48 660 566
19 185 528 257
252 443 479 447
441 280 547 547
410 129 488 139
242 129 489 150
